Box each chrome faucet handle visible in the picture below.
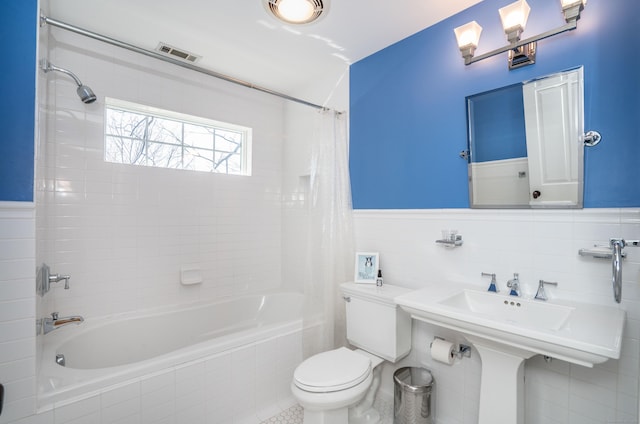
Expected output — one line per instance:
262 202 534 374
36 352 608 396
48 274 71 289
481 272 499 292
610 238 640 248
51 312 59 320
534 280 558 301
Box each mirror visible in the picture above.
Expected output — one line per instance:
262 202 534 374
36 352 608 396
466 67 584 208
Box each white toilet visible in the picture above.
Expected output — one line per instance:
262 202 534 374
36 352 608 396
291 282 412 424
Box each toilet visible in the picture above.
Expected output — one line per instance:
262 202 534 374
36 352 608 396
291 282 412 424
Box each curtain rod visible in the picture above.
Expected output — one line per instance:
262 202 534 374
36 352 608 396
40 15 330 111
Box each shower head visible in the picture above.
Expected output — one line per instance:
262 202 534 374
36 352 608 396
76 85 97 104
41 60 97 104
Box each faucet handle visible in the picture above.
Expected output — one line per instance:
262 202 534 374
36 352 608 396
48 274 71 289
481 272 499 292
535 280 558 301
610 238 640 248
51 312 59 320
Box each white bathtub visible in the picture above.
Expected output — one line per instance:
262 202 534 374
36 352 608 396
38 292 303 409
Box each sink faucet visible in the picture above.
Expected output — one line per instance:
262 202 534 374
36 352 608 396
42 312 84 335
482 272 499 292
506 273 520 296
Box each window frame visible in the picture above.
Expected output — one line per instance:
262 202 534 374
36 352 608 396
104 97 252 176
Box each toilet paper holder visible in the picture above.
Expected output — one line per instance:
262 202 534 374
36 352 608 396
431 337 472 359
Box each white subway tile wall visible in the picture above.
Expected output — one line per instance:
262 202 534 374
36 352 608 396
355 208 640 424
37 28 287 320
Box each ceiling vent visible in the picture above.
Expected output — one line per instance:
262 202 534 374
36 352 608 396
156 43 201 63
264 0 327 25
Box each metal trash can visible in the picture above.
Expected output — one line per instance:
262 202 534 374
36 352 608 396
393 367 434 424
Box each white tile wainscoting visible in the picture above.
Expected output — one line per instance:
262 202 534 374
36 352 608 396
0 203 36 424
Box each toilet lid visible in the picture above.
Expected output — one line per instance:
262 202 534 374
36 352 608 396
294 347 372 393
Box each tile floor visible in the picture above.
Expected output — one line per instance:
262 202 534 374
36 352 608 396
260 397 394 424
259 405 303 424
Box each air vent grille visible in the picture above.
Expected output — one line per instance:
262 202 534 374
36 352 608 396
156 43 201 63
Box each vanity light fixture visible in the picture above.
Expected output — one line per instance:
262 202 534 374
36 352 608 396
263 0 327 25
454 0 587 69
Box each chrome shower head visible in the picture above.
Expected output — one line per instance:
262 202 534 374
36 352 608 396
41 60 97 104
76 85 97 104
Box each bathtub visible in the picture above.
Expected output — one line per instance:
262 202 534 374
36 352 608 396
38 292 304 410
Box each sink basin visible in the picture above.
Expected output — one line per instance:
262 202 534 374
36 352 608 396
395 283 626 424
438 289 573 331
396 283 624 366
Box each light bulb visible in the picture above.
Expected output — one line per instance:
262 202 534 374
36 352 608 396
277 0 315 23
454 21 483 48
499 0 531 32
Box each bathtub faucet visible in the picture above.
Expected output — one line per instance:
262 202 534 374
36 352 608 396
42 312 84 335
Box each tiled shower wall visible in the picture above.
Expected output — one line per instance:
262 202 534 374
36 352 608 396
37 27 297 321
355 209 640 424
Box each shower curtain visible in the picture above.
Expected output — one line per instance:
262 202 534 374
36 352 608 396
302 109 354 358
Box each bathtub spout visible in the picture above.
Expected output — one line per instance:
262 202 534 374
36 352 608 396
42 312 84 335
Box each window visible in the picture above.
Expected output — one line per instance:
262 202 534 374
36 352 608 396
104 98 252 175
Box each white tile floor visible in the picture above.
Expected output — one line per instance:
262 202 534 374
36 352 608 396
259 404 303 424
260 397 394 424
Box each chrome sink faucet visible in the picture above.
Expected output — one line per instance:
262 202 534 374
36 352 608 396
482 272 499 292
42 312 84 335
506 273 520 296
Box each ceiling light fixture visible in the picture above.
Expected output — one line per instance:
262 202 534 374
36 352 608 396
454 0 587 70
263 0 327 25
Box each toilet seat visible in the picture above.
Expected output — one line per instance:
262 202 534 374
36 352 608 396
294 347 371 393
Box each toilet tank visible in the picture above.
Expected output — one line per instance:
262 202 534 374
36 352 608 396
341 282 412 362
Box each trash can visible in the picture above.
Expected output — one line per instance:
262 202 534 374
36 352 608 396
393 367 434 424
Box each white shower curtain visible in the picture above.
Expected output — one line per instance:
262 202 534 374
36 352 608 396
302 109 354 358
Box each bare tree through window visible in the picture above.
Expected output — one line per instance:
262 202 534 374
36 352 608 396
105 99 250 175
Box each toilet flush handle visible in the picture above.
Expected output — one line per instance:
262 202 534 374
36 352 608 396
343 296 351 302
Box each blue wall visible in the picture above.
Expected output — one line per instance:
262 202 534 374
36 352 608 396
0 0 36 202
350 0 640 209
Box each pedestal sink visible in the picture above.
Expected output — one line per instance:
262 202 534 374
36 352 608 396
395 283 625 424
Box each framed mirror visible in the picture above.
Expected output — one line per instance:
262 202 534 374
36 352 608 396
466 67 584 208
